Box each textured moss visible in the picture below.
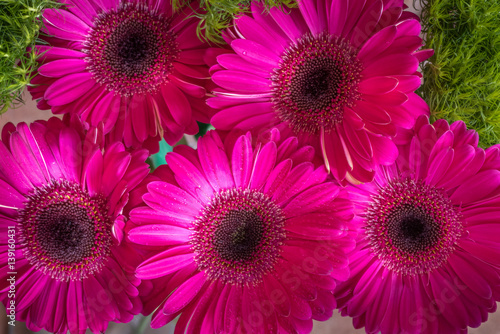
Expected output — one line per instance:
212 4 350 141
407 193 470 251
0 0 60 114
418 0 500 147
174 0 296 44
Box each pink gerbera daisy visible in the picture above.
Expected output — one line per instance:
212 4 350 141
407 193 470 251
29 0 213 150
0 116 149 333
209 0 433 184
335 116 500 333
127 130 355 333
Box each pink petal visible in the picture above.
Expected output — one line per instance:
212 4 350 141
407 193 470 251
211 103 273 130
342 0 367 36
269 6 308 41
235 15 287 51
284 183 339 217
197 133 234 191
136 249 194 279
450 170 500 204
428 130 454 164
448 252 492 300
343 124 373 161
161 82 191 126
128 224 191 246
217 54 270 77
354 100 391 124
163 271 207 315
224 287 243 333
212 71 271 93
413 49 434 62
428 270 468 329
231 135 253 188
359 76 399 95
396 19 421 37
0 140 33 193
264 274 291 317
392 75 422 92
362 53 419 77
370 133 398 165
328 0 348 35
460 240 500 267
231 39 280 71
426 147 454 186
263 159 292 196
175 21 206 49
362 91 408 106
147 181 202 214
10 131 46 186
93 92 121 132
358 26 397 60
276 137 298 162
58 127 83 182
43 8 90 34
297 0 320 34
166 152 213 203
272 162 313 204
85 150 103 196
322 129 349 182
0 178 25 210
250 141 277 190
250 3 291 49
214 285 232 333
169 75 206 98
36 46 86 62
350 0 383 48
173 62 209 79
178 49 207 65
44 72 96 106
42 19 86 41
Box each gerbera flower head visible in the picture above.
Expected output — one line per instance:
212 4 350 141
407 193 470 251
127 130 355 333
0 116 149 333
335 115 500 333
29 0 214 150
209 0 433 184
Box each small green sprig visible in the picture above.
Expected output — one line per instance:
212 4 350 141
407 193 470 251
0 0 60 114
418 0 500 147
174 0 296 44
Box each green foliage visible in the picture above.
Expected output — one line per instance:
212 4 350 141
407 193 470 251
148 139 173 169
195 122 214 138
418 0 500 147
174 0 296 44
0 0 60 114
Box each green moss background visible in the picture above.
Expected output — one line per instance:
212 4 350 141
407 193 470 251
418 0 500 147
0 0 60 114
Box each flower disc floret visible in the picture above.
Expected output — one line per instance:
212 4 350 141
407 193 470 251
84 3 179 96
365 178 462 275
19 180 113 281
191 188 286 285
272 32 362 134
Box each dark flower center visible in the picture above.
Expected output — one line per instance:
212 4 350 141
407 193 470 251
292 58 343 112
191 189 285 285
36 203 96 265
107 22 158 76
272 33 362 134
18 180 113 281
214 210 264 262
400 216 425 240
365 178 462 275
85 3 179 96
386 204 441 255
